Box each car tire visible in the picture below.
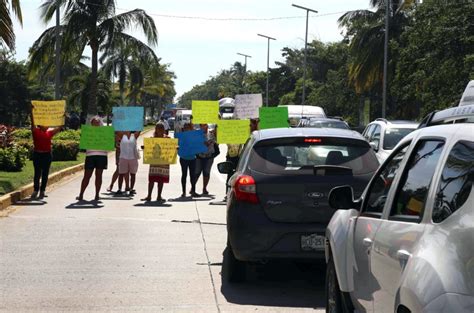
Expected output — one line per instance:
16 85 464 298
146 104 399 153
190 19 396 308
326 256 354 313
222 245 246 283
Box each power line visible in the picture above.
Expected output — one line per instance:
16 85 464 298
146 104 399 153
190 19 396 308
115 8 352 21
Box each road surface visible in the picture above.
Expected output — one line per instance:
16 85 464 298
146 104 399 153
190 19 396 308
0 132 326 312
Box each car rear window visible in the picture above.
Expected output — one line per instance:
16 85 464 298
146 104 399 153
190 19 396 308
383 128 415 150
307 120 349 129
249 137 379 175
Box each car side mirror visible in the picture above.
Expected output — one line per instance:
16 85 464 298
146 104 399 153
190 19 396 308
217 161 235 174
369 141 379 152
328 185 359 210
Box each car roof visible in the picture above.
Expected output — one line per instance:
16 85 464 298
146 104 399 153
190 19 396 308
307 117 346 122
253 127 366 142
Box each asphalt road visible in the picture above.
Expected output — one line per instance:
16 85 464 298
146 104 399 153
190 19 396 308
0 132 326 312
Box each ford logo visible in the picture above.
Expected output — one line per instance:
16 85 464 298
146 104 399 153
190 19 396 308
308 192 324 199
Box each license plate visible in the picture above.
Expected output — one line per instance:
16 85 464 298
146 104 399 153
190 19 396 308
301 234 325 251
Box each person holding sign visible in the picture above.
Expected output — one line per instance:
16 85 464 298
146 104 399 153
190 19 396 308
77 116 108 201
117 131 141 196
141 123 170 202
178 123 200 198
30 105 63 199
195 124 217 195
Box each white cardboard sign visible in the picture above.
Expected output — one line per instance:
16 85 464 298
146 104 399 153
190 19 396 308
234 94 263 119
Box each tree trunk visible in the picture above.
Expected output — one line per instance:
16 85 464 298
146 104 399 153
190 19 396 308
88 40 99 117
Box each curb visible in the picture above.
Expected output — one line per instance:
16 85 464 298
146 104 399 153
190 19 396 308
0 163 85 211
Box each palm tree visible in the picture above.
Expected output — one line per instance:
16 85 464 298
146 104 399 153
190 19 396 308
338 0 415 94
0 0 22 50
67 71 111 116
29 0 157 117
100 43 158 105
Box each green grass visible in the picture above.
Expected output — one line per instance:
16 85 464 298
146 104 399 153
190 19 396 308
0 153 86 195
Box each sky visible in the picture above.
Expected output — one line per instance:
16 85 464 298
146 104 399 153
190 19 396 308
12 0 371 100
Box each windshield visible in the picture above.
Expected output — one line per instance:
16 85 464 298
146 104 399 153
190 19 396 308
383 128 415 150
307 120 349 129
249 137 379 175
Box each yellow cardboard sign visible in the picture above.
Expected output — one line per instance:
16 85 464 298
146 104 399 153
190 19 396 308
217 120 250 144
143 137 178 165
32 100 66 127
192 100 219 124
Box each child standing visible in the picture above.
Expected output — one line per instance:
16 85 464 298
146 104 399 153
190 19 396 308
141 123 170 202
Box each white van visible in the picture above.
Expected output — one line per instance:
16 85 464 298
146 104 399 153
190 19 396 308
278 105 326 127
174 109 192 133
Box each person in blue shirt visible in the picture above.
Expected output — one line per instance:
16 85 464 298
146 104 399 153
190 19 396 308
179 123 199 198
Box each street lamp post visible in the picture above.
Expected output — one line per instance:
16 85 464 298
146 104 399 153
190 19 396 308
292 4 318 106
257 34 276 107
237 52 252 72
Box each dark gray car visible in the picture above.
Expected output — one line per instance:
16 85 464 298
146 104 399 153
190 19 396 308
219 128 379 282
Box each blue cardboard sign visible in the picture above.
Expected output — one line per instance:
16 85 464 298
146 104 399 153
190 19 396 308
175 130 207 157
112 106 144 131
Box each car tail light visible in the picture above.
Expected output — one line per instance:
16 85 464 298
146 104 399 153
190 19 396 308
234 175 259 204
304 138 322 143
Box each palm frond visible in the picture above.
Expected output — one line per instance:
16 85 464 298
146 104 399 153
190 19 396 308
99 9 158 47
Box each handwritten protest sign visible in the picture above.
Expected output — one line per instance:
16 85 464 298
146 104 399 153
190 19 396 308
192 101 219 124
143 138 178 165
259 107 289 129
112 106 144 131
79 125 115 151
217 120 250 144
234 94 262 119
175 130 208 157
32 100 66 127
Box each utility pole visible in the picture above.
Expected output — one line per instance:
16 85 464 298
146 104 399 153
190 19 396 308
292 4 318 106
257 34 276 107
382 0 390 118
54 1 61 100
237 52 252 72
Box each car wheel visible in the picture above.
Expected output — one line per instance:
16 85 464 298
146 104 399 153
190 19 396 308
222 245 246 283
326 257 354 313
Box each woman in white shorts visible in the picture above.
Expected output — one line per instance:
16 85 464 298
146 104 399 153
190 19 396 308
117 131 140 195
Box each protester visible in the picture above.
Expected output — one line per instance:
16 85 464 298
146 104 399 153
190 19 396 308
195 124 217 195
141 123 170 202
117 131 140 196
77 116 107 201
224 118 259 199
106 131 122 192
179 122 199 198
159 116 170 135
30 106 63 199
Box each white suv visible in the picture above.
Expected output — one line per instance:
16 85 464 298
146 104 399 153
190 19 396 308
325 103 474 313
362 119 418 163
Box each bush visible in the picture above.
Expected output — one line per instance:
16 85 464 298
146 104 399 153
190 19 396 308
52 140 79 161
55 129 81 141
0 124 16 148
14 139 79 161
0 146 28 171
11 128 31 139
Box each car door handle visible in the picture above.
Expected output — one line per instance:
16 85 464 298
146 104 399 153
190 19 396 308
363 238 373 247
396 249 412 261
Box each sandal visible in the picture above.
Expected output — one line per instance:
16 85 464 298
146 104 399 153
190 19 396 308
141 197 151 202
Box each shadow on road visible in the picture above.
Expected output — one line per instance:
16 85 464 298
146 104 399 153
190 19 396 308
220 253 326 309
65 200 104 209
134 202 172 207
167 196 213 202
13 199 47 206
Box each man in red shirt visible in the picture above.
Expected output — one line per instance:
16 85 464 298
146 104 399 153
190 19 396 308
30 107 63 199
